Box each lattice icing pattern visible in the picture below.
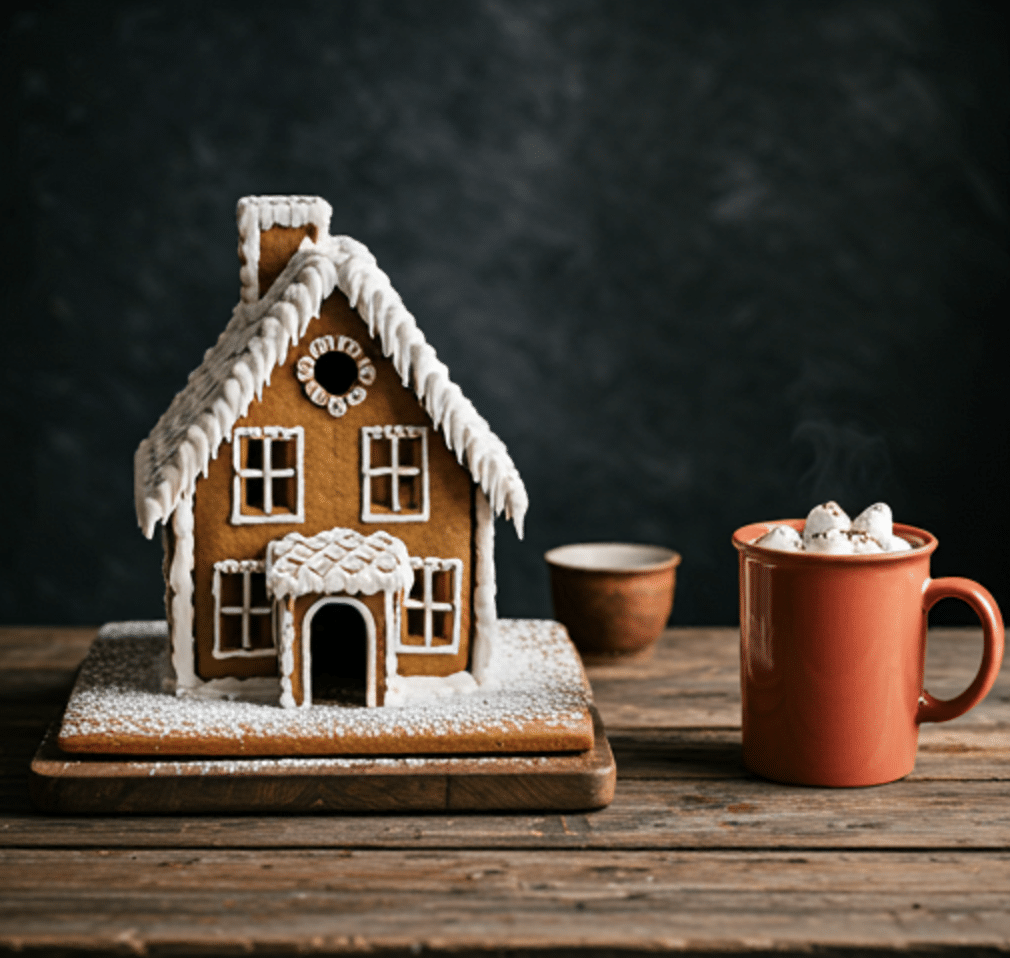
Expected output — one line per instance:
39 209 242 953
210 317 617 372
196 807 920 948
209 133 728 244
135 199 527 541
266 528 414 600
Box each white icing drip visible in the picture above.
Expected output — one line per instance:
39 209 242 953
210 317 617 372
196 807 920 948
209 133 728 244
136 203 527 542
179 676 280 704
169 494 196 693
278 604 296 710
134 438 161 531
98 620 169 639
384 670 479 707
471 489 497 686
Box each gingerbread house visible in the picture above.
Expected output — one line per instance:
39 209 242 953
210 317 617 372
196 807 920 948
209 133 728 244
134 195 528 710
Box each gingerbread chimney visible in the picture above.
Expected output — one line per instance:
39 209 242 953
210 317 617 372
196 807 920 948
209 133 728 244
236 195 333 303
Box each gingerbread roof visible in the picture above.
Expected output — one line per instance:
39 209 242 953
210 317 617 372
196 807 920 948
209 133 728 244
265 528 413 601
134 197 528 541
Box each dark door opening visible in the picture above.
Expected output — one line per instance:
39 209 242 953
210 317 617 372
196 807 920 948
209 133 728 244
309 602 368 706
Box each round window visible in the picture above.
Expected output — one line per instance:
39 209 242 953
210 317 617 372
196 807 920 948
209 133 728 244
295 335 377 418
314 351 359 396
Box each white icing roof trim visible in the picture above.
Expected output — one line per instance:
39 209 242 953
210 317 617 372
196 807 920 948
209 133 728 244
266 528 413 601
135 200 528 541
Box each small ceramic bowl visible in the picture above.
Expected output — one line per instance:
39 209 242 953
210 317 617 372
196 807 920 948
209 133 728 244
545 542 681 664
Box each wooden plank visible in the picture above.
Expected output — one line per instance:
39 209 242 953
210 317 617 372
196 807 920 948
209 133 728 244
587 626 1010 729
916 724 1010 777
0 625 97 651
1 849 1008 953
0 626 95 669
3 775 1009 851
0 627 91 709
607 725 1010 781
586 627 741 729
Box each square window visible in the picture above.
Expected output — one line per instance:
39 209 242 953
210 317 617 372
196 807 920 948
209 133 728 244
398 557 462 654
213 560 276 658
361 426 429 522
231 427 305 525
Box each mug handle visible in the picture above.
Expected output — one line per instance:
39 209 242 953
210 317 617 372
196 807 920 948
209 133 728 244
917 577 1005 724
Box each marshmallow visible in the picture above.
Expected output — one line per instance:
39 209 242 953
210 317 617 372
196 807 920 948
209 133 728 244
755 525 804 552
851 502 892 543
803 501 851 545
805 528 855 554
849 530 885 554
878 533 912 552
751 501 914 555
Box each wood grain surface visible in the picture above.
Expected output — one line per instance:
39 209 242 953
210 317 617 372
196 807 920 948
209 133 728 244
1 625 1008 955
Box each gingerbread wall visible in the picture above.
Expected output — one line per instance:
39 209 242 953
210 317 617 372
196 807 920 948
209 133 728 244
189 290 475 682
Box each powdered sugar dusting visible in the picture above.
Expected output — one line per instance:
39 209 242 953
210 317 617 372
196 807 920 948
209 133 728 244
58 619 594 757
39 737 577 779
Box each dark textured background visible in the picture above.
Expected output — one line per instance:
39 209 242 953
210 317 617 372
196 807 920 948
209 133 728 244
2 0 1007 627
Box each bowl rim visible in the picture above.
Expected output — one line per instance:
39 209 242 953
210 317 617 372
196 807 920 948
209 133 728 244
545 541 682 574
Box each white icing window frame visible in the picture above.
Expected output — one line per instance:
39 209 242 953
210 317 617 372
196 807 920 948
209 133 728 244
360 425 430 523
398 557 463 655
212 559 276 659
231 426 305 525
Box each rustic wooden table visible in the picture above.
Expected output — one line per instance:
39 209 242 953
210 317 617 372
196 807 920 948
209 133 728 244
1 625 1007 955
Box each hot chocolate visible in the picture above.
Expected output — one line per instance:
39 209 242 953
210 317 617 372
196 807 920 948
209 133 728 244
754 501 912 555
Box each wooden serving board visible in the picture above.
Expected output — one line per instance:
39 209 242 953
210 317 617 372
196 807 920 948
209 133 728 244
30 705 615 814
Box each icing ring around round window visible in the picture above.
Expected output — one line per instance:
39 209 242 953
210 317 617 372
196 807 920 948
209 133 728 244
296 335 377 418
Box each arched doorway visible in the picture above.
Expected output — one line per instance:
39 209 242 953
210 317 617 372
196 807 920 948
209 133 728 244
302 597 376 707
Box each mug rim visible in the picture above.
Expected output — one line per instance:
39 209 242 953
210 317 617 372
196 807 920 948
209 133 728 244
732 519 937 562
545 541 682 574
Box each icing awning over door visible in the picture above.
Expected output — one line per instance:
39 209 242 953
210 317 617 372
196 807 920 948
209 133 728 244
265 527 414 600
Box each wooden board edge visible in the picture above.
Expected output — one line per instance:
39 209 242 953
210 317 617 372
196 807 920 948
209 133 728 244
28 707 616 815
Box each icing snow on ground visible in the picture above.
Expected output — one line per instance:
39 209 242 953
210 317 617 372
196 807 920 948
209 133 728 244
58 619 594 757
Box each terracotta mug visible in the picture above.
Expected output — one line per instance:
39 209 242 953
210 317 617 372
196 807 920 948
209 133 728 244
732 520 1004 787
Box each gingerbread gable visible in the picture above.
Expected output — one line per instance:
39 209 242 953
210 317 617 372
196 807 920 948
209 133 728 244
135 199 527 542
